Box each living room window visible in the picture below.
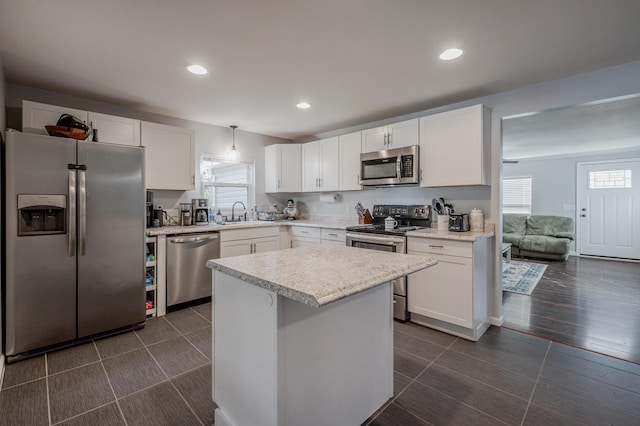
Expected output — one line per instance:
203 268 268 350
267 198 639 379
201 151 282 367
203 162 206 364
503 177 532 214
200 155 255 211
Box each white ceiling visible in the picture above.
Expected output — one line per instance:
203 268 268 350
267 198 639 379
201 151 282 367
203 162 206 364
2 1 640 140
502 95 640 160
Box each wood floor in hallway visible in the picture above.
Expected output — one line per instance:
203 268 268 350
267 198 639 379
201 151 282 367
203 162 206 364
502 255 640 364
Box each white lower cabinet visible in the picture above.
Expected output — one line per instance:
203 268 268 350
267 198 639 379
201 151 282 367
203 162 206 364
220 227 280 257
291 226 346 247
407 236 494 341
291 226 321 247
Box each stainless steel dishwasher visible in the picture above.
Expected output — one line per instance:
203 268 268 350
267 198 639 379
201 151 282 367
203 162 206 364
167 232 220 306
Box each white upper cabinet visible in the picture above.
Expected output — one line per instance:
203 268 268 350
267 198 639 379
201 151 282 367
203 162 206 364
87 112 140 146
339 131 362 191
141 121 195 190
23 101 141 147
361 118 419 153
302 137 339 192
265 144 301 193
419 104 490 187
22 101 88 135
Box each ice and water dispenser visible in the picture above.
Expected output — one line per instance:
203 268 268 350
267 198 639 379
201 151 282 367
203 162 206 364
17 194 67 236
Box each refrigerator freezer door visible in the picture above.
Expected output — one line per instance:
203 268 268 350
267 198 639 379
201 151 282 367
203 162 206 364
76 142 146 338
5 132 77 356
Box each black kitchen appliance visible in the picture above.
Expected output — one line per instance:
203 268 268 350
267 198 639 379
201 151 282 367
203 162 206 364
449 213 470 232
146 191 154 228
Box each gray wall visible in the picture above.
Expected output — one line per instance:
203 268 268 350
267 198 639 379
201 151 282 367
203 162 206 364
503 150 640 252
5 84 290 218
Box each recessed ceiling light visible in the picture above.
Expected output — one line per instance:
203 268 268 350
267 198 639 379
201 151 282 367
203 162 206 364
439 48 464 61
296 102 311 109
187 64 208 75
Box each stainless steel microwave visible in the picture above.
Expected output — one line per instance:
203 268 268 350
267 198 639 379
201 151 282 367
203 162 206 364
359 145 419 187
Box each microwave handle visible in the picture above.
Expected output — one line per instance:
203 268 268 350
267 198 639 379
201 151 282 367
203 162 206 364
396 156 402 183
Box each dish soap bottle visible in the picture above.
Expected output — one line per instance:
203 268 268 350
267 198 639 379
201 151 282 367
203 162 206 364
215 209 223 225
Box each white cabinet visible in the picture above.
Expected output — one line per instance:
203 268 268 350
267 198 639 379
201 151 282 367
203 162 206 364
141 121 195 191
419 104 490 187
407 235 494 341
361 118 419 153
265 144 302 193
22 101 88 135
22 101 141 147
320 228 346 246
290 226 321 247
87 112 140 146
291 226 345 247
220 227 280 258
302 137 339 192
339 131 362 191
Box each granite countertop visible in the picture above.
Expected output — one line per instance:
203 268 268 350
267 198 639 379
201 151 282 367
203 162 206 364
207 245 437 307
406 227 495 241
146 217 359 236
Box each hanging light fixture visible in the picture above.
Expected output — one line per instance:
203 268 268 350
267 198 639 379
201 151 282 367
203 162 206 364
225 125 240 162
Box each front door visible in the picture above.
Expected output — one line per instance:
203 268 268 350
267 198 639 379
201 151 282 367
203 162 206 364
577 160 640 259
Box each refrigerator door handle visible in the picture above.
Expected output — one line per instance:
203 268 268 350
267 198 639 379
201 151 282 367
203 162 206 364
79 170 87 256
68 170 76 256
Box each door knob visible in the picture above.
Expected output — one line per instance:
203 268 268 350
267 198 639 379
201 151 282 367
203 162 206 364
581 214 586 217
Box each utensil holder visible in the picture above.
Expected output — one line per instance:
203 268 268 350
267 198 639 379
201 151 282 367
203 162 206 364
437 214 449 230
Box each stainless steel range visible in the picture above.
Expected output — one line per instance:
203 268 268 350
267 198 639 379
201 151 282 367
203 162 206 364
346 204 431 321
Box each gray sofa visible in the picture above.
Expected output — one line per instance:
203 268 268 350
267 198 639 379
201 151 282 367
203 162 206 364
503 214 575 261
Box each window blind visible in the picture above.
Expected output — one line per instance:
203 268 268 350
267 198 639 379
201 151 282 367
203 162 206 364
503 177 532 214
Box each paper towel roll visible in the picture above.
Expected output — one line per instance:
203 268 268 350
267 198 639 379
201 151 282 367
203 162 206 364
319 194 339 203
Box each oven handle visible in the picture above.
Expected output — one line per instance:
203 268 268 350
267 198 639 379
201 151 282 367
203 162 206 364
396 155 402 183
346 232 406 245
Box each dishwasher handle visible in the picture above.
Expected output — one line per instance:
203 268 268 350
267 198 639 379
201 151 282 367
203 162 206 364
169 235 220 244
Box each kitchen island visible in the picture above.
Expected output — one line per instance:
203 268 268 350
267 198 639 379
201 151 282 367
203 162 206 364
206 245 436 426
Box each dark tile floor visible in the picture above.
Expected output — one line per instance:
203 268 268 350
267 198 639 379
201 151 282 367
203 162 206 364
2 302 640 425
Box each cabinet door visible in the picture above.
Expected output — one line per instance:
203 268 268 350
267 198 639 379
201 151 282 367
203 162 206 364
264 145 279 193
254 236 280 253
320 137 339 191
22 100 88 135
339 131 362 191
88 112 140 146
407 253 473 328
220 240 253 258
387 118 418 149
142 122 195 190
361 126 387 153
291 236 321 247
302 141 321 191
420 104 489 187
279 144 302 192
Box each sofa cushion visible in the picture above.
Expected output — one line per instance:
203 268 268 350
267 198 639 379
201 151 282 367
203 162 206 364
504 214 528 235
519 235 571 255
503 233 523 246
526 215 574 239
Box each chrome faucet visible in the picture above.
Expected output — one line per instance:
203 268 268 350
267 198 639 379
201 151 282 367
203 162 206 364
231 201 246 221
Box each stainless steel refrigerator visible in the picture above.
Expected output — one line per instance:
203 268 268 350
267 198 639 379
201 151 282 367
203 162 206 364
4 131 146 360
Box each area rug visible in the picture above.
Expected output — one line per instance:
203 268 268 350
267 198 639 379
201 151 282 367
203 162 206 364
502 261 548 295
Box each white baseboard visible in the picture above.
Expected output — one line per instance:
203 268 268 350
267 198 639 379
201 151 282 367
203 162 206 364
491 315 504 326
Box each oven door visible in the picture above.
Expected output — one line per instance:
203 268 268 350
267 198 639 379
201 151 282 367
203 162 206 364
346 232 406 296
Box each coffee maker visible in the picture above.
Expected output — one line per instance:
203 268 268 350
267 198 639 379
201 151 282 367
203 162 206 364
192 198 209 225
179 203 192 226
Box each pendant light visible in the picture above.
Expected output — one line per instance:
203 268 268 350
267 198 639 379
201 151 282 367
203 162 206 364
225 125 240 162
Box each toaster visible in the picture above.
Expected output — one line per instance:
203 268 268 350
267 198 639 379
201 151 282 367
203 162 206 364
449 213 470 232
